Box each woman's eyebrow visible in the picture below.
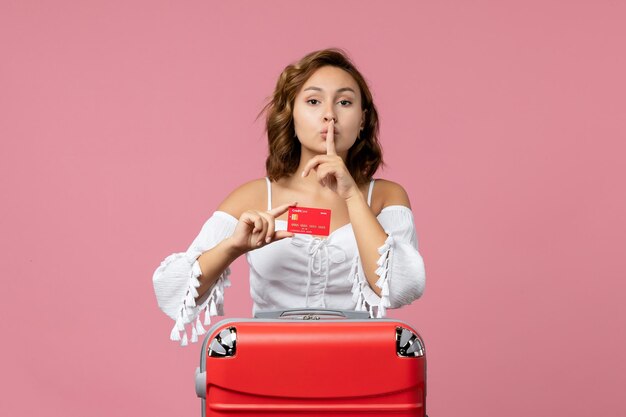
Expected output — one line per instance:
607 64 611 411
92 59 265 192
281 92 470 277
303 86 356 94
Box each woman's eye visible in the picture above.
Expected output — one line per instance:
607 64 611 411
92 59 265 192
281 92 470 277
307 99 320 105
339 100 352 106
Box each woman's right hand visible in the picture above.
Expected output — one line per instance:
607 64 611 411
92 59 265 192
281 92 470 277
227 202 297 255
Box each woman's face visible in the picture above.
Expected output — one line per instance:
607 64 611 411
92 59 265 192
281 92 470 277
292 66 365 157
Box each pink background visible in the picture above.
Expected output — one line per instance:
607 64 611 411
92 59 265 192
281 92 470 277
1 1 625 416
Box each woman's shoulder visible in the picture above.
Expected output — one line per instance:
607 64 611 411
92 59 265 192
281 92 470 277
372 178 412 212
216 178 267 219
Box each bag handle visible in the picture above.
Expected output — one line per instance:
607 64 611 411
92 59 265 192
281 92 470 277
254 308 371 320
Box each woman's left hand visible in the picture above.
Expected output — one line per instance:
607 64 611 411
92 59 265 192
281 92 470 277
301 120 360 201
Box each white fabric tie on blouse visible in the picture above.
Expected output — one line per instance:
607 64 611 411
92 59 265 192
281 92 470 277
290 234 347 308
152 177 426 346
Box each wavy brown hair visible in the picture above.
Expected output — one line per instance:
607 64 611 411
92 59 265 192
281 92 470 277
259 48 383 185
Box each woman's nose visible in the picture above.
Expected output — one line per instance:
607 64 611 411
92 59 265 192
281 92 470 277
323 105 337 123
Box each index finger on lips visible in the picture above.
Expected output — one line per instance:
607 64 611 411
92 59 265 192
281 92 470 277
326 120 337 156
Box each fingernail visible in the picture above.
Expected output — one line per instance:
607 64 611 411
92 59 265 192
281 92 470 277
265 237 271 243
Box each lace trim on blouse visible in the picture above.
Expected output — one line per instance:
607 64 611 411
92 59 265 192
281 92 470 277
155 253 231 346
348 234 394 318
154 203 421 345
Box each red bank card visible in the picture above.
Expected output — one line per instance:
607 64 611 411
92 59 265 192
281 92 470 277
287 206 331 236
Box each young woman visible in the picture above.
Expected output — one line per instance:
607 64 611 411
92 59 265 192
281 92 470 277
153 49 426 345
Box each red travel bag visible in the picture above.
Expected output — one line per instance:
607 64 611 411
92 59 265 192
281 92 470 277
195 308 427 416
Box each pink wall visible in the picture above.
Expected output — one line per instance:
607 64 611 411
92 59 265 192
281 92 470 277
2 1 625 415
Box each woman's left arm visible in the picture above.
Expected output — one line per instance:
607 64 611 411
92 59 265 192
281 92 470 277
348 183 426 317
345 190 392 297
302 121 424 312
347 181 426 301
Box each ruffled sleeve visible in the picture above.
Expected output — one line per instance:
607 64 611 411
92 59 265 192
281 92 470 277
348 205 426 318
152 211 237 346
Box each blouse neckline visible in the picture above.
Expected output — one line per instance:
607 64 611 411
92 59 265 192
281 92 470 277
213 205 413 240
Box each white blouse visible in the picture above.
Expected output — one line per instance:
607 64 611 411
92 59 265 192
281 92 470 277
152 178 426 345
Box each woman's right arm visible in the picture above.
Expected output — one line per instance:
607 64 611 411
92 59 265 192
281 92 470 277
152 179 295 345
152 211 238 345
193 237 243 303
195 200 297 301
